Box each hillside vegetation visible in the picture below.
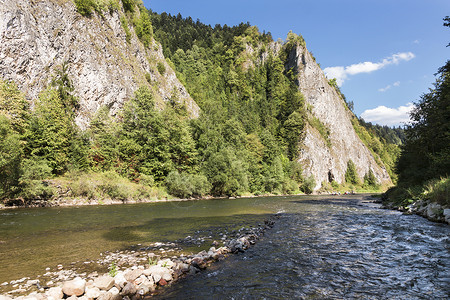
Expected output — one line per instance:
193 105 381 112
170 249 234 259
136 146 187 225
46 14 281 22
0 2 403 205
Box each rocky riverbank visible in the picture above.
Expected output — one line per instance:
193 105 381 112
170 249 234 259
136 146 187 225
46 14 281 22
382 199 450 224
0 217 277 300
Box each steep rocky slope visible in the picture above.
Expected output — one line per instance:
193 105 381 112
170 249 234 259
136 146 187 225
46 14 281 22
0 0 199 129
287 44 391 188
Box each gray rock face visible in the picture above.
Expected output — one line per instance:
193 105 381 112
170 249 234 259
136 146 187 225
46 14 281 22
0 0 199 130
286 44 391 188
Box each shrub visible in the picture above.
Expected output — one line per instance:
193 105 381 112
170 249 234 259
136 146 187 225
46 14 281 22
423 177 449 207
157 62 166 75
301 175 316 194
74 0 98 16
165 171 211 198
18 157 54 200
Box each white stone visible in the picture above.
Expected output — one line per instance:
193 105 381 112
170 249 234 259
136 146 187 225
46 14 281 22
113 273 126 289
62 277 86 297
93 276 114 291
85 287 101 299
45 287 63 300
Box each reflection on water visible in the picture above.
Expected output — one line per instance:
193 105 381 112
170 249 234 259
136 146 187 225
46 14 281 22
1 195 449 299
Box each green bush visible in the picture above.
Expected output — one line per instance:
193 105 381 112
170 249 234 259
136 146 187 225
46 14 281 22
301 175 316 194
165 171 211 198
74 0 98 16
423 177 449 206
157 62 166 75
18 157 54 200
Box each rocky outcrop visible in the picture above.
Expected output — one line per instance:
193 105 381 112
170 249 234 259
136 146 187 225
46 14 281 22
0 0 199 130
287 44 391 188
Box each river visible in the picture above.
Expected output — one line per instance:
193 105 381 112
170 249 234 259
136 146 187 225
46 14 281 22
1 195 449 299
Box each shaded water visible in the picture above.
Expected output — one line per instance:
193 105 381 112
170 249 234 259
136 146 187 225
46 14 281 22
1 195 449 299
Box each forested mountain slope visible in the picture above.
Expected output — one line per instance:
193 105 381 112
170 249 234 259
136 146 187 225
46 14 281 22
151 13 393 189
0 1 397 203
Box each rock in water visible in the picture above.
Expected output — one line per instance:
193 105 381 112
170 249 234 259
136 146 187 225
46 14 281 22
62 277 86 297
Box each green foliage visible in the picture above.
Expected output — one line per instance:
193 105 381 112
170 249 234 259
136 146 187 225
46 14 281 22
351 117 400 182
308 114 331 148
363 169 378 187
157 61 166 75
120 16 132 43
0 116 22 199
345 160 359 185
204 148 248 196
121 0 135 12
133 5 153 47
74 0 99 16
396 61 450 186
165 171 211 198
108 262 118 277
422 177 449 207
18 157 54 200
301 175 316 194
0 79 30 134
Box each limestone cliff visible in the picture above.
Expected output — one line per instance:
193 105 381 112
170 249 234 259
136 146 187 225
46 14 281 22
0 0 199 129
287 44 392 188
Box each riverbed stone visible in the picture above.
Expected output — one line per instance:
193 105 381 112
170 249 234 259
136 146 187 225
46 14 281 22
94 276 115 291
120 282 136 296
113 273 126 289
45 287 63 300
124 269 143 282
444 209 450 224
427 203 442 220
85 286 101 299
0 295 13 300
62 277 86 297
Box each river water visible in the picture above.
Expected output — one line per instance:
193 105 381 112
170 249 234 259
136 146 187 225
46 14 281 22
1 195 449 299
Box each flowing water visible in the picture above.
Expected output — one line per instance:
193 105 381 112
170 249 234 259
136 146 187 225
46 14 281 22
1 195 449 299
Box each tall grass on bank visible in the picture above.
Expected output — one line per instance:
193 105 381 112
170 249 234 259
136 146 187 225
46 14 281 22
384 177 449 208
55 171 167 202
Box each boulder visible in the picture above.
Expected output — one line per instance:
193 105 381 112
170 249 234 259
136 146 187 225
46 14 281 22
147 266 172 281
113 273 126 289
191 257 207 269
96 292 112 300
444 208 450 224
94 276 115 291
85 287 101 299
66 296 78 300
62 277 86 297
427 203 443 220
45 287 63 300
120 282 137 296
124 269 143 282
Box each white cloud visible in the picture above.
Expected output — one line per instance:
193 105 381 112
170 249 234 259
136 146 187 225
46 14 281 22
324 52 415 86
378 81 400 92
413 39 420 44
360 103 414 126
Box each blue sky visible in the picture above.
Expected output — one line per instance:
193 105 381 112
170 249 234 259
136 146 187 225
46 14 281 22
143 0 449 127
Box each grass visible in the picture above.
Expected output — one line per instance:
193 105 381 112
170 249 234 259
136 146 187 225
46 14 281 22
53 170 168 202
